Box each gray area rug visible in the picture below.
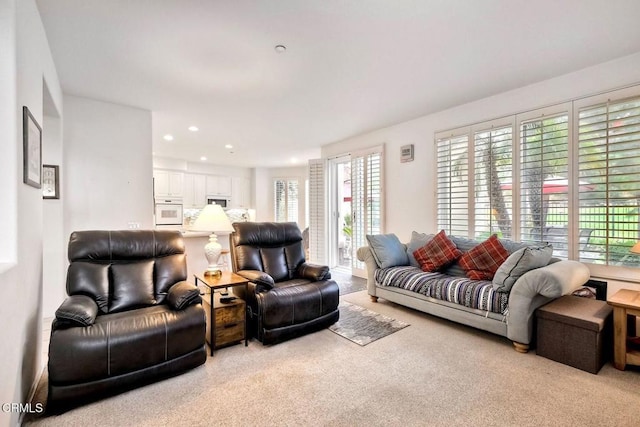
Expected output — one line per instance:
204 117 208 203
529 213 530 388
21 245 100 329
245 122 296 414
329 301 409 346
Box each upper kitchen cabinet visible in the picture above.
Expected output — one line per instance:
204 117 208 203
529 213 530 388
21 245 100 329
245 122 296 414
232 176 251 208
206 175 231 196
154 170 184 198
183 173 206 208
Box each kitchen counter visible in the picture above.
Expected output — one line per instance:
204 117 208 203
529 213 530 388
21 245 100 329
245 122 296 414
154 226 229 239
180 231 211 238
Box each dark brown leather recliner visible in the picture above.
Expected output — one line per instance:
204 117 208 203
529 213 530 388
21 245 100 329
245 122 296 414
47 230 206 409
229 222 339 344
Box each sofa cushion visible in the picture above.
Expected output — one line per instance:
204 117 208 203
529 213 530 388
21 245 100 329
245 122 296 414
492 244 553 292
374 266 508 314
458 235 509 280
366 233 409 268
407 231 434 267
413 230 462 272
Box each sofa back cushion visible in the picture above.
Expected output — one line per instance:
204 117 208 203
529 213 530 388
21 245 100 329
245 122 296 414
231 222 305 282
407 231 434 267
66 230 187 313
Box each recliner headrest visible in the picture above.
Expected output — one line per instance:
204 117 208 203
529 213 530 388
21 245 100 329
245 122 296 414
232 222 302 247
68 230 185 262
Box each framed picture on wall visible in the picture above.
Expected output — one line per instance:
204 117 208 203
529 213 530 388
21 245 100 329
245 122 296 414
42 164 60 199
23 106 42 188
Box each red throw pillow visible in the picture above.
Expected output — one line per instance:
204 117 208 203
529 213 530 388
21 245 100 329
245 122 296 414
459 234 509 280
413 230 462 272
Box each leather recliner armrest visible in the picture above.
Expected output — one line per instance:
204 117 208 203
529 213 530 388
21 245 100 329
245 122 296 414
167 281 202 310
236 270 275 291
55 295 99 328
297 262 331 281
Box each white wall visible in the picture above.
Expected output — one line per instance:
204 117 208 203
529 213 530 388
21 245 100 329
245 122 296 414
0 0 63 425
0 0 17 265
254 165 308 228
322 51 640 296
63 95 153 234
42 110 64 318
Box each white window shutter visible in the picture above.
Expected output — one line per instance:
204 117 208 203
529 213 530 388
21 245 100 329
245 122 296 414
308 159 327 264
436 133 469 236
578 96 640 266
351 146 384 276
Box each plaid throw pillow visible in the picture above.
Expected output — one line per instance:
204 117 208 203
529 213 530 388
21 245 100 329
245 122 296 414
459 234 509 280
413 230 462 272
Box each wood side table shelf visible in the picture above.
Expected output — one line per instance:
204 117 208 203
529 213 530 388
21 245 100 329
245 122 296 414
608 289 640 370
195 272 250 356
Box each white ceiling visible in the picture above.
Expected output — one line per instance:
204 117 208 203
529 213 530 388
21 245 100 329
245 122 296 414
37 0 640 168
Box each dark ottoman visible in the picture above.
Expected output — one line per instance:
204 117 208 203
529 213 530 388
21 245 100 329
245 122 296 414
536 295 612 374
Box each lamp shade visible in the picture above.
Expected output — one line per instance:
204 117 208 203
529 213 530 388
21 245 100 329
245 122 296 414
631 241 640 254
191 204 234 233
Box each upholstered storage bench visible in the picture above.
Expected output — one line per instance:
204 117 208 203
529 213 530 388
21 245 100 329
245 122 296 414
536 295 613 374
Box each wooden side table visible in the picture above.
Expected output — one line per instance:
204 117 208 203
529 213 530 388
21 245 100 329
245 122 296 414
195 271 250 356
607 289 640 370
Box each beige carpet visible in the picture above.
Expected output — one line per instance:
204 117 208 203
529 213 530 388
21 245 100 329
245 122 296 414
26 290 640 426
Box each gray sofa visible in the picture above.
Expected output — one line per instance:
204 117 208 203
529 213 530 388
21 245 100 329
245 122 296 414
357 234 590 352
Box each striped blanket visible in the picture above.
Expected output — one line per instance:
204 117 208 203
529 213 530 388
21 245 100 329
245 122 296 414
374 266 509 314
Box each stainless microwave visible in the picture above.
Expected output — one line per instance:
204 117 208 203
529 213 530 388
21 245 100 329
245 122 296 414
206 197 230 208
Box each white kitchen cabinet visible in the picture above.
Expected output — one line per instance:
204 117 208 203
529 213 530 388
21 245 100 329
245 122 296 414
183 174 207 208
183 174 194 207
154 170 184 198
193 174 206 206
206 175 231 196
232 176 251 208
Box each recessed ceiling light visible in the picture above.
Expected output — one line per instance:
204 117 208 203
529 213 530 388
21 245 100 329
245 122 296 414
200 156 207 161
188 126 199 132
163 134 174 141
225 144 233 149
274 44 286 53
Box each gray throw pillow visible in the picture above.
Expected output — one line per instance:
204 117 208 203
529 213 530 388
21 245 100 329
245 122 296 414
492 244 553 292
407 231 434 267
366 233 409 268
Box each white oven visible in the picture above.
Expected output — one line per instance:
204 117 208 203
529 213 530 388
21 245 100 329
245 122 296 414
154 199 183 226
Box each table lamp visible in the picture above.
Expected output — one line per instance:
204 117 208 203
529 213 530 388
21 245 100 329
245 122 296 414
191 204 234 277
631 241 640 254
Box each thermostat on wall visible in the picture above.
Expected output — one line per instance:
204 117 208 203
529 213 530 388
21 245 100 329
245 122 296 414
400 144 414 163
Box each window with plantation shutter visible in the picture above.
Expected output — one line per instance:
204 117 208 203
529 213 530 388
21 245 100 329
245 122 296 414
437 133 469 236
436 123 513 240
436 86 640 278
578 96 640 266
273 178 298 222
351 146 384 276
473 126 513 240
519 113 569 257
308 159 327 264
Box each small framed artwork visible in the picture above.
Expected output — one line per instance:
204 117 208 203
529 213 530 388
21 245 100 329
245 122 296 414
42 164 60 199
23 106 42 188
